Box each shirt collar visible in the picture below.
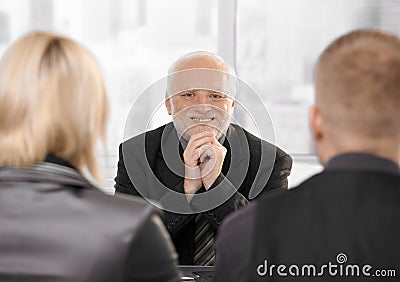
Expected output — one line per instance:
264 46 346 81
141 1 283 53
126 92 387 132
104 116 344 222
325 153 399 175
44 153 77 170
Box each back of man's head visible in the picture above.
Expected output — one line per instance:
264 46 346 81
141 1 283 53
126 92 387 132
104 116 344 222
312 29 400 163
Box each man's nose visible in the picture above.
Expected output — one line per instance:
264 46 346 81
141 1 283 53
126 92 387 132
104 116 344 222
197 93 210 104
193 92 212 112
194 102 212 114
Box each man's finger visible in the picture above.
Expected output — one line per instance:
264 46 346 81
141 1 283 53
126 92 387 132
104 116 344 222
199 145 216 162
187 136 214 151
188 131 214 143
210 137 222 146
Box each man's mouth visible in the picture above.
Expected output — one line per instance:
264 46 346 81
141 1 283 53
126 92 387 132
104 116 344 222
191 117 215 122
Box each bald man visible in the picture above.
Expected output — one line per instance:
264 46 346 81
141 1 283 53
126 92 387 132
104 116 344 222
214 29 400 281
114 51 292 265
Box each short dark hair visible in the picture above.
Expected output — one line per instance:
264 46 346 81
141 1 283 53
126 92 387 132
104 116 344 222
315 29 400 137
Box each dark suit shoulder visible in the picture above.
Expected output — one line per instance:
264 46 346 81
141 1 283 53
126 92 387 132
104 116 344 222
81 187 155 226
229 123 292 192
230 123 262 151
257 171 337 209
250 169 400 279
231 123 290 158
121 123 169 167
96 191 152 213
258 169 400 214
122 123 167 147
231 124 292 176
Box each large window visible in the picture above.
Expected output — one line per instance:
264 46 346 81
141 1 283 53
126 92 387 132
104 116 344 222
0 0 218 192
237 0 400 154
0 0 398 189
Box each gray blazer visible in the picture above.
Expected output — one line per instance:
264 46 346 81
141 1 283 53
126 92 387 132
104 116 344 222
115 122 292 264
0 158 180 282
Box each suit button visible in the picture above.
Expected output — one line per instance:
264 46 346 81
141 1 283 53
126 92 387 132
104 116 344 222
167 223 173 229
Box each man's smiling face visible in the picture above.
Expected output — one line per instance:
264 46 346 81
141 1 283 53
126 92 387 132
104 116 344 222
165 54 236 141
169 89 234 140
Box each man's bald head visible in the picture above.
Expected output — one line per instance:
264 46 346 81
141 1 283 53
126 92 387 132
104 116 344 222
312 29 400 164
166 51 237 98
168 51 235 75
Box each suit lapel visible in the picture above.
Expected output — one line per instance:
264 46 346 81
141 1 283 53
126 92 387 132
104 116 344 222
222 124 250 188
154 123 185 191
150 123 251 192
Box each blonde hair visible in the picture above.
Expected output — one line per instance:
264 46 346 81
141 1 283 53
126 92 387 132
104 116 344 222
0 31 108 181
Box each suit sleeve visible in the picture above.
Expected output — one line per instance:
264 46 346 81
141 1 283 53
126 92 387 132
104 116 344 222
124 213 180 282
115 143 192 239
263 148 292 191
202 175 249 230
114 143 141 196
195 147 292 230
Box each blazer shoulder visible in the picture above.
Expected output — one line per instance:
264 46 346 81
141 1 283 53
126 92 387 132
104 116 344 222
257 169 400 222
231 123 291 159
120 123 169 164
122 123 167 147
260 172 322 203
85 189 156 225
113 193 156 222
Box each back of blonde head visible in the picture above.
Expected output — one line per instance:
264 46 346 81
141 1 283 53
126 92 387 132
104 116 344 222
0 32 108 181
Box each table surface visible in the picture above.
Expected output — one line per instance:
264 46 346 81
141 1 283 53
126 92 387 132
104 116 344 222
179 266 214 281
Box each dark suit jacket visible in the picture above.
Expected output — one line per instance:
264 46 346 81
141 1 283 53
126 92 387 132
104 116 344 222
0 156 180 282
214 153 400 282
115 122 292 265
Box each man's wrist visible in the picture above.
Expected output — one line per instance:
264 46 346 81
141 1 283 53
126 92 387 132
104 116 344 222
184 178 200 191
203 180 215 190
203 174 224 190
184 164 200 180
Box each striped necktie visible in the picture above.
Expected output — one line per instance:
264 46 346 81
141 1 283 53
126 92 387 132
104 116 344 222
193 213 215 266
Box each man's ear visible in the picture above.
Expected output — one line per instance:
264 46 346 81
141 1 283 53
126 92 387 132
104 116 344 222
310 105 323 142
227 98 235 115
165 92 172 115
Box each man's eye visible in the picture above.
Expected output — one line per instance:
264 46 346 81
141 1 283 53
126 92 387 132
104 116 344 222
210 94 223 99
181 92 194 98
